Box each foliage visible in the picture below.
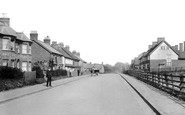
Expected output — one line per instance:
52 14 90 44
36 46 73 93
32 65 44 78
0 66 23 79
50 69 67 77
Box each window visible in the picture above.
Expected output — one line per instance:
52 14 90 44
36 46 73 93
28 45 31 54
22 62 27 71
17 61 20 69
161 46 165 50
28 62 32 71
2 60 8 66
2 39 10 50
10 41 15 51
166 55 172 66
22 44 27 54
16 45 20 53
11 60 15 67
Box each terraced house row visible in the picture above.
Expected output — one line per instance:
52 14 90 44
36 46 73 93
0 15 88 74
131 37 185 72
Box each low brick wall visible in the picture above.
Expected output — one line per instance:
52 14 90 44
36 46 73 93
24 71 36 83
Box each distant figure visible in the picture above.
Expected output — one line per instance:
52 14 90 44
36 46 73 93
90 68 93 76
46 68 52 87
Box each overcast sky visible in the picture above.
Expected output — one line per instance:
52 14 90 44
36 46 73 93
1 0 185 65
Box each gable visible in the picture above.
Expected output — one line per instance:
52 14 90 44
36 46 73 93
150 42 178 60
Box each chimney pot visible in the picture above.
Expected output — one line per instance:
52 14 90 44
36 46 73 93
152 41 157 47
65 45 70 51
72 50 77 55
30 31 38 41
175 45 178 51
148 45 152 50
43 36 51 45
157 37 165 43
58 42 64 48
179 43 183 52
0 13 10 26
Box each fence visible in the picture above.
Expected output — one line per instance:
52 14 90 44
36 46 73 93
128 70 185 100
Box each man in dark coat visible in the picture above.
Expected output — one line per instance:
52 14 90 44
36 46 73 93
46 68 52 87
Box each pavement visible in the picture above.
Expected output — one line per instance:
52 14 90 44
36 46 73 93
0 75 88 104
121 74 185 115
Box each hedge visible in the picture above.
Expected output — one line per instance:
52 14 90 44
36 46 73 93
0 66 23 79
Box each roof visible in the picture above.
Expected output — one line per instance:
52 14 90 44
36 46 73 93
75 55 86 63
142 40 179 58
16 32 32 42
93 63 103 69
178 51 185 59
62 48 80 61
33 40 63 55
83 63 94 69
0 24 17 37
54 47 73 59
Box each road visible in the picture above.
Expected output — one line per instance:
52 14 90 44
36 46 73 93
0 74 155 115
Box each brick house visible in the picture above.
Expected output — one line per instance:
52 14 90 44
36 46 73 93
50 41 75 69
0 17 32 71
139 38 179 71
30 32 63 70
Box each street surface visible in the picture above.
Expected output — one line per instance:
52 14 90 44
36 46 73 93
0 74 155 115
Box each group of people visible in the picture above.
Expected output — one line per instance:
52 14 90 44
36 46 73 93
90 68 99 76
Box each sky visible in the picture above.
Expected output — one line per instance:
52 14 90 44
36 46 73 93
1 0 185 65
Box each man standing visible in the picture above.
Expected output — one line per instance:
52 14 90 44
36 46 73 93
46 68 52 87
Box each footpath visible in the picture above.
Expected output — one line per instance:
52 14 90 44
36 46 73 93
0 75 89 104
121 74 185 115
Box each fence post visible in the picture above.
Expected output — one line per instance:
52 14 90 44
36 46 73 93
179 74 185 98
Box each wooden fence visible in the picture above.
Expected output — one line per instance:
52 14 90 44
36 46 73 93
128 70 185 100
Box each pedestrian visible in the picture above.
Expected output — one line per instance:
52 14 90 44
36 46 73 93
46 68 52 87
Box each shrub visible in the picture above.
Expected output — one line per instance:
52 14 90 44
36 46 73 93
32 66 44 78
51 69 67 77
0 66 23 79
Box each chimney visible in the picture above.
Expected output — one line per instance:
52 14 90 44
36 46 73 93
171 46 175 50
157 37 165 43
72 50 77 55
175 45 178 51
148 45 152 50
65 45 70 51
152 41 157 47
43 36 51 45
58 42 64 48
30 31 38 41
179 43 183 52
0 13 10 26
76 52 80 57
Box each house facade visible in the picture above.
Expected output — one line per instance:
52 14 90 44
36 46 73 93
0 17 32 71
30 32 63 70
139 38 179 71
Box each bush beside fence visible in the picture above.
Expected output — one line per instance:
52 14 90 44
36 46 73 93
127 69 185 100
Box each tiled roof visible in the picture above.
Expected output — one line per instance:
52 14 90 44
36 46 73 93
142 40 179 58
75 55 86 63
62 48 80 61
0 25 17 37
16 32 32 42
54 47 73 59
34 40 63 55
83 63 94 69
